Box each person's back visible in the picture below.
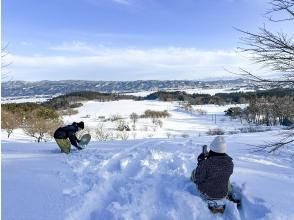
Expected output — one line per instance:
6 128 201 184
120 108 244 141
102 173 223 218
54 124 78 139
191 136 234 199
194 151 233 199
54 121 84 153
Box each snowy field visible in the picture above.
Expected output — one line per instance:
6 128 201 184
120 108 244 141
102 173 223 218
2 99 294 220
124 87 254 97
1 95 54 104
61 100 249 140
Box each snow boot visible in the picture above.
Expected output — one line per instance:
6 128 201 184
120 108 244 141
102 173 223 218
227 194 241 208
207 199 226 214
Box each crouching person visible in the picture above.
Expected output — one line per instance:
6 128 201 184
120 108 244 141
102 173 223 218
191 136 234 213
54 121 84 154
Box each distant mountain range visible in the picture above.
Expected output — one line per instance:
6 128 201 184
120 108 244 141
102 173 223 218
2 79 254 97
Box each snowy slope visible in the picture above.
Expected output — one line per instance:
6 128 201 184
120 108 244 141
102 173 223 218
62 100 248 139
2 132 294 220
2 99 294 220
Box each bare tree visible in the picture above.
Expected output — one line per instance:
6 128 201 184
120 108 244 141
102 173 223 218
23 110 62 142
1 110 22 138
267 0 294 22
130 112 139 130
236 0 294 86
95 122 113 141
236 0 294 151
116 130 129 140
23 118 61 142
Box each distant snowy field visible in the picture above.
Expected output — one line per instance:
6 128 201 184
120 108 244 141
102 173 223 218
124 87 254 97
1 87 254 103
61 100 249 140
2 98 294 220
1 95 53 104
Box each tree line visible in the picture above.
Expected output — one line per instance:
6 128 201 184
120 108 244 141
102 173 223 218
43 91 142 110
225 96 294 126
145 88 294 105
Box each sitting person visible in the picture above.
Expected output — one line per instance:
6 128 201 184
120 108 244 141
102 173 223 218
191 136 235 212
54 121 84 153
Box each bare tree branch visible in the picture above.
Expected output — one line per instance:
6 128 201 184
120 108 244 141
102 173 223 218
1 42 12 79
266 0 294 22
233 0 294 152
236 26 294 75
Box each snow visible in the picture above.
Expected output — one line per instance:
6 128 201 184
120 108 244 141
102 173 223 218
124 87 255 97
62 100 249 139
1 96 52 103
2 99 294 220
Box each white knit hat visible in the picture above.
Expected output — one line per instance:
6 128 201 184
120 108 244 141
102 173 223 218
210 136 227 153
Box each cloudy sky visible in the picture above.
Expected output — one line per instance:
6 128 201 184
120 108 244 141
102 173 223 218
2 0 283 81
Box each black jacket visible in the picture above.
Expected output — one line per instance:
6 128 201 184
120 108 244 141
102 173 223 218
191 151 233 199
54 123 80 148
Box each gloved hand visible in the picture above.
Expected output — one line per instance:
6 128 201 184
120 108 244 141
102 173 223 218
76 145 83 150
197 153 206 163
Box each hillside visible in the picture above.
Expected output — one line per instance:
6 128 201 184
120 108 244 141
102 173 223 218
2 79 252 97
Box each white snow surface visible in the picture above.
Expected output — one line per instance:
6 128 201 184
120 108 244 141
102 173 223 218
2 99 294 220
62 100 249 139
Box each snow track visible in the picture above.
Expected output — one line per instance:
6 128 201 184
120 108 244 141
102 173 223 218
62 139 273 220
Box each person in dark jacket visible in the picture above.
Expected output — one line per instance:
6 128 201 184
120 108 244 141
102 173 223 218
191 136 234 200
54 121 84 153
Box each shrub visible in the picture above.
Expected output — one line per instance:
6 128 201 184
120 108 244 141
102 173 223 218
194 109 207 115
110 114 123 122
141 109 171 118
95 123 113 141
116 130 129 140
239 126 272 133
181 133 189 138
151 118 163 128
69 103 83 108
180 103 193 112
206 128 225 135
115 119 130 131
59 108 78 116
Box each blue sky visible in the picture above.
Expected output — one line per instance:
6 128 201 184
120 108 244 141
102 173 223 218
2 0 281 81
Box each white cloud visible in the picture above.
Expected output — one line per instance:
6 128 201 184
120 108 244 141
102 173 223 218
49 41 100 54
6 47 264 81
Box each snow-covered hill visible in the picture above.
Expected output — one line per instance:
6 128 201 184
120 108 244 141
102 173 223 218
2 99 294 220
2 133 294 220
